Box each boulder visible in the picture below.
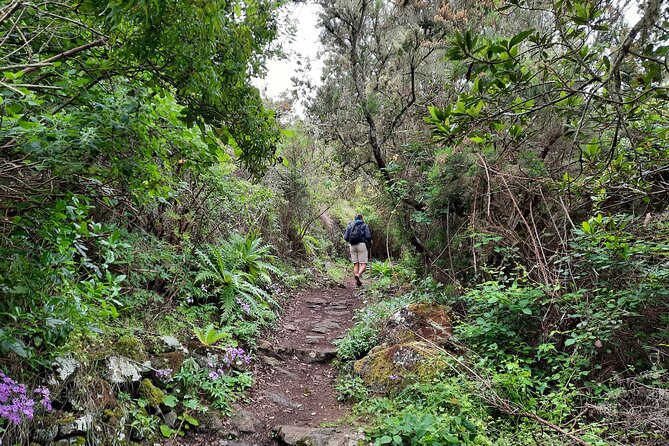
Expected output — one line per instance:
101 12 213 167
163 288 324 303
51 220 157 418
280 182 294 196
196 410 224 433
160 335 188 353
354 341 443 392
158 351 186 376
266 391 301 409
379 303 452 347
58 414 93 437
54 355 81 382
272 425 363 446
106 356 150 383
229 408 259 433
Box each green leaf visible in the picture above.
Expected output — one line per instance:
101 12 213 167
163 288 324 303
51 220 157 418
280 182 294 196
565 338 577 346
163 395 178 407
184 415 199 426
509 29 534 48
160 424 175 437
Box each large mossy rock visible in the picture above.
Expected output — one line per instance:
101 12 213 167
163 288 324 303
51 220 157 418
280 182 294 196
379 303 452 347
353 341 443 391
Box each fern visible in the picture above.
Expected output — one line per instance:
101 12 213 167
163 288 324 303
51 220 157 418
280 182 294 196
194 233 280 317
193 324 231 346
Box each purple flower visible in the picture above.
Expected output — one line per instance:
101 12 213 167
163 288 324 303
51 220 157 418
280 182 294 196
236 298 251 315
33 387 52 411
209 370 220 380
389 374 400 381
156 368 172 378
223 346 251 367
0 373 53 425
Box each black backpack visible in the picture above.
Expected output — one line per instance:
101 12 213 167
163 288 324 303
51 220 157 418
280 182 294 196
348 223 365 244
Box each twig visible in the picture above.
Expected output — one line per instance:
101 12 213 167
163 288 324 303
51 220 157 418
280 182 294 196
22 37 108 75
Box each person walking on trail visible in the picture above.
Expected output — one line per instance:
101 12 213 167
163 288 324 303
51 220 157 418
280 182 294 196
343 213 372 287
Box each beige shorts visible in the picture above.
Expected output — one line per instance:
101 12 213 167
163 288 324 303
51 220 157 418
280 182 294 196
349 243 368 264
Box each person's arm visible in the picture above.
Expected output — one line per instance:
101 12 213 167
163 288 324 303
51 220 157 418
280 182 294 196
343 224 350 242
365 224 372 243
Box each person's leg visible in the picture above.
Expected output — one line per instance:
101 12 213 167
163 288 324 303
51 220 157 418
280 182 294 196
355 244 368 286
358 262 367 278
351 244 360 284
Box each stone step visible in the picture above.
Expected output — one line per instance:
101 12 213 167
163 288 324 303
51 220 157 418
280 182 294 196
273 425 363 446
291 347 337 364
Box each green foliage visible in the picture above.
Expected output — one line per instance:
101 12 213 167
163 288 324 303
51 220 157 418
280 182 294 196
335 371 369 402
1 0 286 376
194 233 278 316
222 233 281 285
452 214 669 380
369 259 419 288
360 374 488 446
173 358 253 415
0 196 126 367
336 291 424 360
192 324 232 347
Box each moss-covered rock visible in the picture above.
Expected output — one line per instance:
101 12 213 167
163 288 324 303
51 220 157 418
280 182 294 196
113 335 148 361
139 378 165 408
353 341 444 392
379 303 452 347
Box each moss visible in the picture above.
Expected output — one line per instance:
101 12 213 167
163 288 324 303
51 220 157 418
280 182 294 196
113 335 148 361
354 341 444 392
103 406 124 419
56 415 76 424
380 303 452 347
139 378 165 408
72 437 86 446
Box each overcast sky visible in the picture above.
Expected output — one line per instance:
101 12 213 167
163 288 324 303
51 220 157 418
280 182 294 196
254 2 323 100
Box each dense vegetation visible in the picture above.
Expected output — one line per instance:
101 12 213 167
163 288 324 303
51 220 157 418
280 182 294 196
1 0 668 444
315 0 669 444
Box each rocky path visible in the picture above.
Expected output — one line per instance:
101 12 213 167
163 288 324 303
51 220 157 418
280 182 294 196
180 278 364 446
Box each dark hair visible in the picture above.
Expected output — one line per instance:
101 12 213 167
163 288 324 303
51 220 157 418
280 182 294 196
355 213 363 220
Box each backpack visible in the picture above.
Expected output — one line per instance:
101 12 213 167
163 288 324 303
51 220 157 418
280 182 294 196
348 222 365 244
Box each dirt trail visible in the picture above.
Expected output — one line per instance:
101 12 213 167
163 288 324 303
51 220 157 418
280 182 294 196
182 277 363 445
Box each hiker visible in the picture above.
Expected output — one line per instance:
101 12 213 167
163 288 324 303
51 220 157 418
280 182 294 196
343 213 372 287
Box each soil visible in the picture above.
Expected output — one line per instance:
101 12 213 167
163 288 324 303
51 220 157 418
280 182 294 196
177 276 364 445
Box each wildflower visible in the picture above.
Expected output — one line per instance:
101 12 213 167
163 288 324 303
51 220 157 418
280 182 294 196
155 368 172 379
236 298 251 315
209 370 220 380
389 374 400 381
0 372 52 425
34 386 52 411
223 346 251 367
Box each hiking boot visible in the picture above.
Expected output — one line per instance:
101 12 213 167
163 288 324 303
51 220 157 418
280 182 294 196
355 275 362 287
